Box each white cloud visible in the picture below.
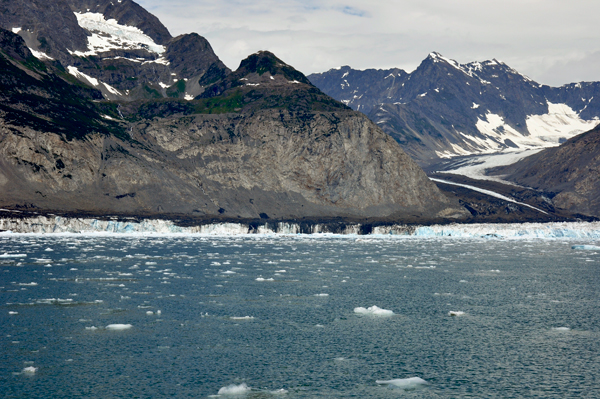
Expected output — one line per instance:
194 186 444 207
137 0 600 86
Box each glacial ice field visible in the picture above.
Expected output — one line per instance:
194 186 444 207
2 235 600 398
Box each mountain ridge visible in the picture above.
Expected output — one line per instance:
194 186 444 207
309 53 600 165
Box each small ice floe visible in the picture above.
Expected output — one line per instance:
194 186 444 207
459 280 468 283
85 326 98 331
274 270 286 273
572 245 600 251
105 324 133 330
16 282 38 286
156 310 161 315
270 388 288 395
9 311 18 315
448 311 466 317
217 383 251 395
22 366 38 374
44 248 54 252
222 270 236 274
376 377 428 391
255 277 274 281
552 327 571 332
354 306 394 317
146 311 154 315
230 316 254 320
0 253 27 258
314 293 329 297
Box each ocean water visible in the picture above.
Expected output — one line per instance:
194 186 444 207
1 234 600 398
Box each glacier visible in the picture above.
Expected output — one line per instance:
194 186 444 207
2 215 600 239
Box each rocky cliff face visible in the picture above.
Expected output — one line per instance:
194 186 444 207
0 30 466 223
309 53 600 165
0 0 230 101
489 125 600 218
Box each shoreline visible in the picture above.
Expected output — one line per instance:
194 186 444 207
1 213 600 239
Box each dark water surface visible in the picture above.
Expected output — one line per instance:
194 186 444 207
1 235 599 398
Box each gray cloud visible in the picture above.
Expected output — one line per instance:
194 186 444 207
137 0 600 86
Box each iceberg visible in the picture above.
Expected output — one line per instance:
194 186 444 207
217 383 251 395
106 324 133 330
22 366 38 374
354 306 394 317
448 311 466 317
572 245 600 251
376 377 428 391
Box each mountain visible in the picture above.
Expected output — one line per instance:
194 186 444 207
0 0 229 101
308 53 600 165
488 124 600 218
0 19 467 224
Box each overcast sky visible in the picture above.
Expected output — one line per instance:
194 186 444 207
137 0 600 86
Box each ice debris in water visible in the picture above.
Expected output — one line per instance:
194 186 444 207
106 324 133 330
552 327 571 332
256 277 274 281
448 311 466 317
85 326 98 331
9 311 18 315
376 377 428 391
572 245 600 251
217 383 251 395
354 306 394 317
230 316 254 320
0 253 27 258
22 366 38 374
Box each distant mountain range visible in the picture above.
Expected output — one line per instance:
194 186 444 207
309 53 600 165
0 0 467 226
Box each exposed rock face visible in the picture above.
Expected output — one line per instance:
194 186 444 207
0 30 466 222
489 125 600 217
0 0 230 101
309 53 600 165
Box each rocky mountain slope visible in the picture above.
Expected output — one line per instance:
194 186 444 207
489 124 600 218
0 25 467 224
0 0 230 101
309 53 600 165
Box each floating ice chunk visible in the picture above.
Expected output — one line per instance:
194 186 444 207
271 389 288 394
85 326 98 331
106 324 132 330
0 253 27 258
572 245 600 251
354 306 394 317
448 311 466 317
22 366 38 374
146 311 154 315
222 270 236 274
44 248 54 252
255 277 274 281
156 310 161 315
552 327 571 332
314 293 329 297
9 311 18 315
376 377 428 391
217 383 251 395
274 270 286 273
230 316 254 320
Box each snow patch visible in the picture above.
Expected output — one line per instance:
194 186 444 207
71 12 165 56
12 27 22 34
525 102 598 144
29 49 54 60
